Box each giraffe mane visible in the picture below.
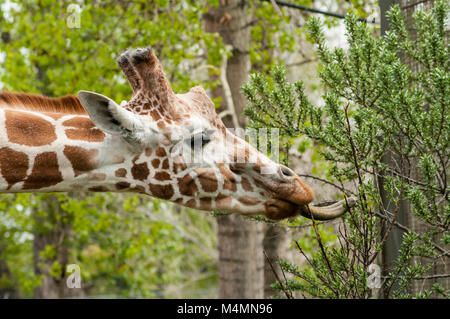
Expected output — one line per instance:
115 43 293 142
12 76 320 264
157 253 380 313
0 91 87 115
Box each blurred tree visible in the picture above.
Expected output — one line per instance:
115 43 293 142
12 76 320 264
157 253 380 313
205 0 265 299
0 0 222 298
380 0 449 297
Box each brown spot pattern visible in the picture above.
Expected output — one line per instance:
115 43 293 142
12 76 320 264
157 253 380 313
151 158 160 168
115 168 127 178
63 146 98 177
199 175 218 193
131 161 149 181
63 117 105 142
161 159 169 169
150 110 161 121
149 183 174 200
178 175 198 196
155 147 166 157
154 171 171 181
23 152 63 189
5 110 57 146
0 147 28 188
65 128 105 142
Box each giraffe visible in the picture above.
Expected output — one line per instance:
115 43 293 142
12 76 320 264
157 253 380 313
0 47 354 221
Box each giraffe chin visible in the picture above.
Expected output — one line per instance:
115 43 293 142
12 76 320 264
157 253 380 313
263 199 300 221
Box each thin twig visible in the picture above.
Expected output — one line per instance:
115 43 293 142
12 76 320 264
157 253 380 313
369 184 404 265
296 173 352 194
308 206 336 283
278 256 294 298
263 250 293 299
220 45 240 129
374 210 449 257
269 0 283 17
382 273 450 280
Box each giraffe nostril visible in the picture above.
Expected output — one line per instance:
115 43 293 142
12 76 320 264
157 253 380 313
279 165 296 179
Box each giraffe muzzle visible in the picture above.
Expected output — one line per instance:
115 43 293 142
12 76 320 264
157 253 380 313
264 197 356 221
270 165 315 206
262 165 356 221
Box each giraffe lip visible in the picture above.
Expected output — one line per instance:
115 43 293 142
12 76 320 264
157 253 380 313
265 198 348 221
264 199 301 220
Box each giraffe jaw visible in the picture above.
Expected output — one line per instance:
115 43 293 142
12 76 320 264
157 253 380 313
264 199 300 220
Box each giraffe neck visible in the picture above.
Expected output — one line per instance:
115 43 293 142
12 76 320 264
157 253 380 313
0 108 138 194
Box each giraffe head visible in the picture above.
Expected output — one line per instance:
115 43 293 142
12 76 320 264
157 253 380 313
78 48 353 220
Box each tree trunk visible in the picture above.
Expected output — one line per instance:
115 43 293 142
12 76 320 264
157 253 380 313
204 0 264 299
397 0 448 296
217 215 264 298
0 253 18 298
263 225 291 298
33 195 84 298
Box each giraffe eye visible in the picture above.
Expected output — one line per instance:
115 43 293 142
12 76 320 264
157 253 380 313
186 130 214 149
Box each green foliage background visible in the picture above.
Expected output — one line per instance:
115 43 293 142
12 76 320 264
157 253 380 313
0 0 380 298
0 0 225 298
243 1 448 298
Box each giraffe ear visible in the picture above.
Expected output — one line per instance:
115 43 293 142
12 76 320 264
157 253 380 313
77 91 142 139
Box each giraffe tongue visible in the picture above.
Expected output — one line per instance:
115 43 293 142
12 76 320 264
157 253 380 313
298 198 356 221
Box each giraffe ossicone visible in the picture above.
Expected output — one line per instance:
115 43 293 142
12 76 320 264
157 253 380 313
0 47 355 220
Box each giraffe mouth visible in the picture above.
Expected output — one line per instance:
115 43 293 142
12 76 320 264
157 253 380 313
264 199 300 220
264 198 356 221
